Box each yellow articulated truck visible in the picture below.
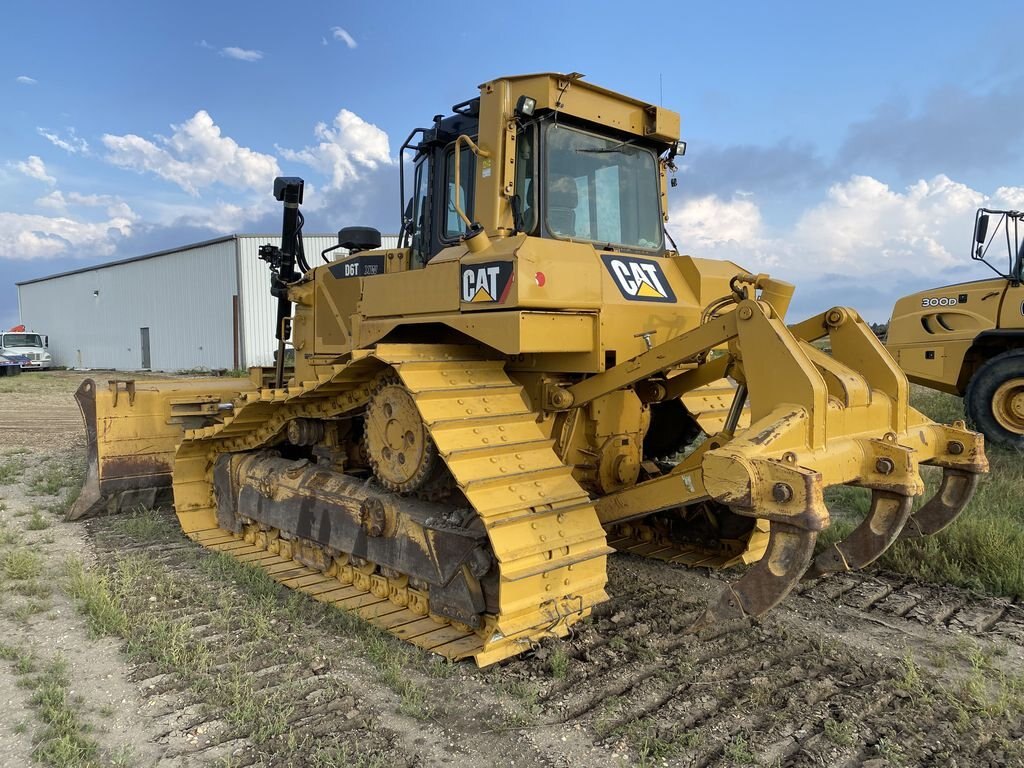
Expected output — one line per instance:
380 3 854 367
886 208 1024 449
70 73 987 666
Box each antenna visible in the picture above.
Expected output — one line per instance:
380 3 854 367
659 73 663 106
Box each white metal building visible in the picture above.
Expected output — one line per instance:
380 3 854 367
17 233 398 371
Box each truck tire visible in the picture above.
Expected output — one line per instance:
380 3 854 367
965 348 1024 450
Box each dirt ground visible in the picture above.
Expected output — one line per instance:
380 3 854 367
0 371 1021 767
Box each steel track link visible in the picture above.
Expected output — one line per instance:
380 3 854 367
168 344 611 665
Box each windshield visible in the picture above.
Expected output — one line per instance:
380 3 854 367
2 333 43 348
544 123 663 252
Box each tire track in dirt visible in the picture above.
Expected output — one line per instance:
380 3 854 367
501 553 1024 767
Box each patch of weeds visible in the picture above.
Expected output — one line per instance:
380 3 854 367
28 655 100 768
26 509 51 531
14 579 53 599
896 652 928 702
548 646 570 679
874 736 906 764
3 548 43 580
622 719 701 767
61 558 127 636
10 600 51 622
108 508 176 542
426 656 457 679
27 465 68 497
0 454 29 485
306 743 391 768
109 745 138 768
722 734 758 765
0 521 23 547
823 716 855 746
198 551 282 602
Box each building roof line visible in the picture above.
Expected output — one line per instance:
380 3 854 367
15 233 354 286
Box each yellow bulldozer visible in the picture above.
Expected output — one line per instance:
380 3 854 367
70 73 987 666
886 208 1024 449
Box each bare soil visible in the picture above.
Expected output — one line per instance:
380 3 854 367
0 371 1021 767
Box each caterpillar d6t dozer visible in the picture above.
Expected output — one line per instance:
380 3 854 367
70 73 988 666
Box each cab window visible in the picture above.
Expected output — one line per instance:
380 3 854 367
443 146 475 240
514 124 537 234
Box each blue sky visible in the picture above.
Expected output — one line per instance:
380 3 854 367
2 1 1023 328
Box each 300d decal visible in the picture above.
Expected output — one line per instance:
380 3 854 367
920 294 968 308
602 255 676 302
461 261 514 303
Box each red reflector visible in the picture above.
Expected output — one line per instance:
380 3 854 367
535 271 546 287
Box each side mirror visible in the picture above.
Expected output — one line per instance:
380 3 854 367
975 213 989 244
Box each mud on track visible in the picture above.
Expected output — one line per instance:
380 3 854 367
4 372 1023 767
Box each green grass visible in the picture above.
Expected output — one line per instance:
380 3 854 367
107 509 176 542
61 553 401 762
548 646 570 680
0 454 29 485
3 548 44 580
27 465 70 497
28 656 100 767
26 509 52 531
822 386 1024 599
0 643 101 768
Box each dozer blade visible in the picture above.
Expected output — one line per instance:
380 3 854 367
69 376 257 520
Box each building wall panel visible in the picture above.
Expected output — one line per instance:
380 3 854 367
18 240 237 371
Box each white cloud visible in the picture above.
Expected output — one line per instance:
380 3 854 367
670 174 986 279
278 109 391 191
150 196 277 233
993 185 1024 209
34 190 66 210
330 27 357 49
14 156 55 184
0 207 136 260
15 75 37 85
220 46 263 62
102 111 280 195
672 194 764 248
37 127 90 155
35 189 136 220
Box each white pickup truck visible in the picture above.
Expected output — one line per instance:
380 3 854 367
0 330 52 370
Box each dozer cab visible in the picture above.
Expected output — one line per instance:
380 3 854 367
70 73 987 666
887 208 1024 449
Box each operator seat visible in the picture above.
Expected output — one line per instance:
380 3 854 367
548 175 578 237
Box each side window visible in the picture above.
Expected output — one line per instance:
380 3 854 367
514 125 537 233
443 147 475 239
409 157 430 265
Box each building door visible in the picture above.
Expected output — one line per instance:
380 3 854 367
140 327 151 369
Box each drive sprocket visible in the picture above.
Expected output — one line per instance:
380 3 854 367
364 373 444 494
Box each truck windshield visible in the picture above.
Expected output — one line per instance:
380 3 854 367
2 334 43 348
544 123 663 252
